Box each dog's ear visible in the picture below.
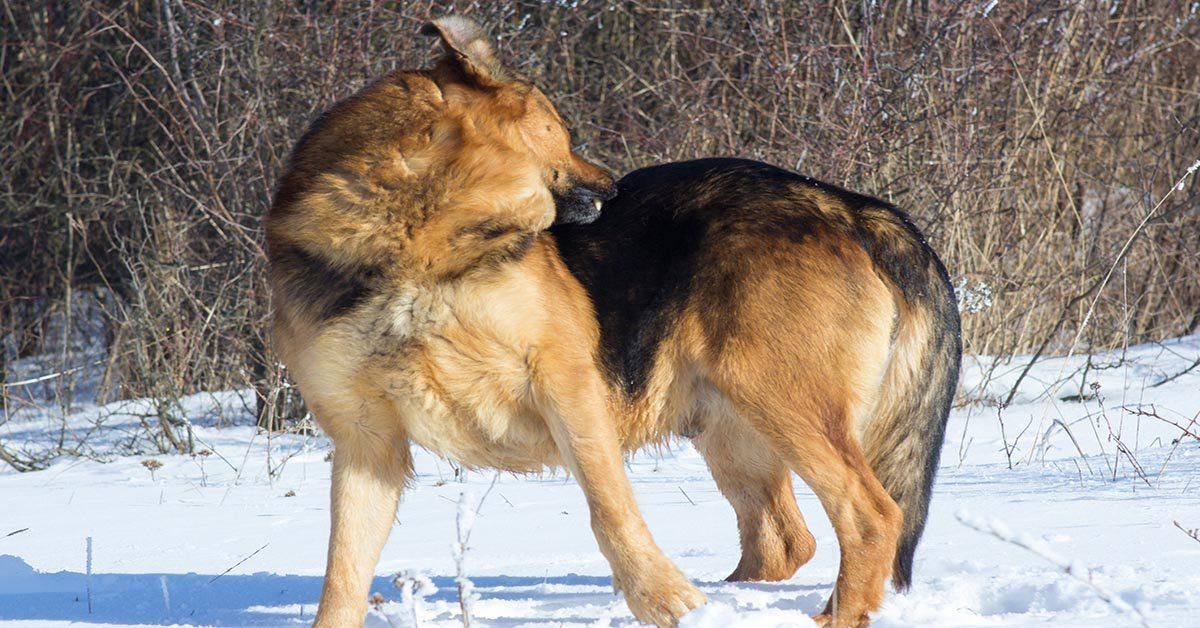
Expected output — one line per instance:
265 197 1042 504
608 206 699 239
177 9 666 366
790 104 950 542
421 16 506 87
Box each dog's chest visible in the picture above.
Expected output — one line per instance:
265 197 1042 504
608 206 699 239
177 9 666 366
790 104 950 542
365 283 560 470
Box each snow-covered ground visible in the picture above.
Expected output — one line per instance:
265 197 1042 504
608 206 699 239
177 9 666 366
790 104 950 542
2 336 1198 627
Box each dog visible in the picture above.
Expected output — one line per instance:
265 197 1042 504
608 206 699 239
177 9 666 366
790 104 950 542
266 16 960 628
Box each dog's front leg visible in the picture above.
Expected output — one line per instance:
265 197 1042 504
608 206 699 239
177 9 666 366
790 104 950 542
313 409 412 628
537 372 706 627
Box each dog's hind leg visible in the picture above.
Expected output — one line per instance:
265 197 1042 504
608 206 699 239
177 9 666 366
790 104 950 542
712 371 900 628
711 349 902 627
691 400 815 582
698 240 902 627
311 396 412 628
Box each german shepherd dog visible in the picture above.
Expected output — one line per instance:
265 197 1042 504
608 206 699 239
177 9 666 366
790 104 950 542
267 17 960 628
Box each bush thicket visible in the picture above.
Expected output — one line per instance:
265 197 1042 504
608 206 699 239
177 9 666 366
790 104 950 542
2 1 1198 430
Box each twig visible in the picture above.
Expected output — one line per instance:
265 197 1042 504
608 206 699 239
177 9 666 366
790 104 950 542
159 575 171 612
452 475 499 627
1 360 107 389
1050 418 1093 475
1174 521 1200 545
1149 357 1200 388
1122 405 1200 442
86 536 93 614
956 510 1149 627
207 542 269 584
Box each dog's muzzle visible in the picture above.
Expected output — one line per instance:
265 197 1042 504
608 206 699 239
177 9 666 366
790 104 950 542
552 184 616 226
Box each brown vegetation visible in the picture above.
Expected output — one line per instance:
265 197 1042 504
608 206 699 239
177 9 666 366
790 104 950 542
2 1 1198 433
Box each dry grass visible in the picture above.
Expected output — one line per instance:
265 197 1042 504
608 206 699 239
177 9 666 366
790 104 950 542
2 1 1198 441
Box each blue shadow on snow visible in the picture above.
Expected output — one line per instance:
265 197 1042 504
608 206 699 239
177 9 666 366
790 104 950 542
0 554 615 625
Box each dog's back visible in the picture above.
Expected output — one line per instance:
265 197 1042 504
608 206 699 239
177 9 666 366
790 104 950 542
553 157 961 594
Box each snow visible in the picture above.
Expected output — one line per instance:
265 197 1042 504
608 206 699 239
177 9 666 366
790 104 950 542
2 336 1199 626
1179 158 1200 191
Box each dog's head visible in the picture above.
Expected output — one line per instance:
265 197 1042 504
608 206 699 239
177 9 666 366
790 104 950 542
268 17 615 287
422 17 616 225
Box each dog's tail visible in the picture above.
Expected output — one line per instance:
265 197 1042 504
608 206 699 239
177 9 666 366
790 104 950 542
853 204 962 591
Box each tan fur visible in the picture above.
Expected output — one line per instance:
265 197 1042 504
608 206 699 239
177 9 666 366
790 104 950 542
269 19 705 627
268 18 957 628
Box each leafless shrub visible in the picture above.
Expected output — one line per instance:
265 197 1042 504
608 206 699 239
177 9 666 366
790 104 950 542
2 1 1198 465
141 457 164 480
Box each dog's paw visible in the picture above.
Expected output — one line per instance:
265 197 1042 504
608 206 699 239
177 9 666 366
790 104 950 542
811 612 870 628
615 559 706 627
